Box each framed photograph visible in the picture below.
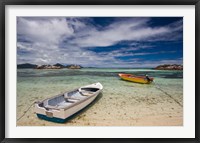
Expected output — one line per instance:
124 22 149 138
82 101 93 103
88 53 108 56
1 0 199 143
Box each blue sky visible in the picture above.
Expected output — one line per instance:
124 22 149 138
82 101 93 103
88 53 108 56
17 17 183 68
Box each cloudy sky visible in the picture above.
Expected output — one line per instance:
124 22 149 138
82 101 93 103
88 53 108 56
17 17 183 68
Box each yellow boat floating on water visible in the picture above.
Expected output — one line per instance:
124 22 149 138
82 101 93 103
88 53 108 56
118 73 154 84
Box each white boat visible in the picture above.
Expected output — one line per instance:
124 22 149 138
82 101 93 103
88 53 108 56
35 82 103 123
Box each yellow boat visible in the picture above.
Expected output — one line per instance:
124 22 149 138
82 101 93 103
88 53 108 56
118 73 154 84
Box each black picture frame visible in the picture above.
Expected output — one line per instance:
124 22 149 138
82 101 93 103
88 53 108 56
0 0 199 143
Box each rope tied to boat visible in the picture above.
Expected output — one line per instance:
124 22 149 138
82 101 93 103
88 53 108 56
153 81 183 107
17 102 36 122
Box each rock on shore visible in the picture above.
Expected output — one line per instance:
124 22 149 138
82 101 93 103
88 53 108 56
155 64 183 70
66 64 82 69
36 65 62 69
34 63 82 69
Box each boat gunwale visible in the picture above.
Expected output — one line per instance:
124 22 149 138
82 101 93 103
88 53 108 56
36 87 101 111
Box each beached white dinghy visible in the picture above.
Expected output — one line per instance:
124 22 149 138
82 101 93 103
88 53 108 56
35 82 103 123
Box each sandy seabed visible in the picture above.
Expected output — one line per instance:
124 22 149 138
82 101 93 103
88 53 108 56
17 74 183 126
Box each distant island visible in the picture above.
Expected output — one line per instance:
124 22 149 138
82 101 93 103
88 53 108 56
155 64 183 70
17 63 183 70
17 63 82 69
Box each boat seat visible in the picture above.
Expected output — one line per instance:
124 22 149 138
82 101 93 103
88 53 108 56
80 91 94 96
65 98 78 103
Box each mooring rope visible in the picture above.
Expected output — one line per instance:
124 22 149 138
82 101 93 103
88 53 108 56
153 81 183 107
17 102 35 121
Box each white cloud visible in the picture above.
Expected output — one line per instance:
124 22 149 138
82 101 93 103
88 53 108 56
18 17 74 44
68 18 172 47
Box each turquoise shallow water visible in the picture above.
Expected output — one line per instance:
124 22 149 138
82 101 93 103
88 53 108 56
17 68 183 126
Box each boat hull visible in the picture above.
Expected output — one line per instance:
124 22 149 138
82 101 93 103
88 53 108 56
36 114 68 123
36 94 98 123
35 83 103 123
119 73 153 84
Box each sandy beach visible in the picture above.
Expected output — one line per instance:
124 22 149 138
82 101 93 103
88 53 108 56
17 69 183 126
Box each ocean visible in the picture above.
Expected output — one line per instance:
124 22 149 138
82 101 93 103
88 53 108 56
17 68 183 126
